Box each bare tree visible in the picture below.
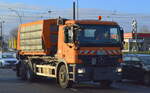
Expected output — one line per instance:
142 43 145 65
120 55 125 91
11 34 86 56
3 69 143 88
6 27 18 50
9 27 18 38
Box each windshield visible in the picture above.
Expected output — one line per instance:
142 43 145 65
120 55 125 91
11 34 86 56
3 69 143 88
77 25 121 44
140 56 150 65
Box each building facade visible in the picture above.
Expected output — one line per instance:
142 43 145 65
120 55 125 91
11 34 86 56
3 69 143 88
124 33 150 52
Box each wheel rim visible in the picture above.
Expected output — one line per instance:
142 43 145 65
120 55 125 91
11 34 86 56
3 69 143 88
60 71 66 82
59 65 68 87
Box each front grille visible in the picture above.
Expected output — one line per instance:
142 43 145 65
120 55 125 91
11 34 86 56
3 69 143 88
78 55 121 66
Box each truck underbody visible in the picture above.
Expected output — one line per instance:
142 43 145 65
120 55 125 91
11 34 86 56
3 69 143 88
16 55 122 88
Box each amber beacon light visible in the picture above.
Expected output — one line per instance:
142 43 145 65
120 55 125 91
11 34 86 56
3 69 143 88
98 16 102 20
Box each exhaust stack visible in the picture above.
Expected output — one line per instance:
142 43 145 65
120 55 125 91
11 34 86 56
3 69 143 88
73 1 76 20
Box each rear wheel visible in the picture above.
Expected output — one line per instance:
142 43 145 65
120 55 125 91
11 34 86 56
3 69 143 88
19 62 27 80
18 62 36 81
100 80 112 88
16 63 21 77
25 66 36 82
58 65 72 88
144 74 150 86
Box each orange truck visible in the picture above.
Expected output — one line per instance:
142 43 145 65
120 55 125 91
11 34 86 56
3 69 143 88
16 17 124 88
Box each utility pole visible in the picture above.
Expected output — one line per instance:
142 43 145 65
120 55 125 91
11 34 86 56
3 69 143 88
131 18 138 51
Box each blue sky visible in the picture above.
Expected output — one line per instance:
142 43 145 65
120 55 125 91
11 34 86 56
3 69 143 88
0 0 150 34
1 0 150 14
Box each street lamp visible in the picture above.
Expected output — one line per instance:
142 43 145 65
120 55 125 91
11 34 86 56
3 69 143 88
8 8 22 24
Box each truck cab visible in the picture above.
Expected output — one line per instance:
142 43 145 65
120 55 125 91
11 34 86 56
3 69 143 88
57 19 124 86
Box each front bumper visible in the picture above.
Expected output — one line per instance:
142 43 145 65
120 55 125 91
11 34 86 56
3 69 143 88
70 64 122 82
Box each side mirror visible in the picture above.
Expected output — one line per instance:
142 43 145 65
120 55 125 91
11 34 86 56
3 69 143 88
64 26 74 43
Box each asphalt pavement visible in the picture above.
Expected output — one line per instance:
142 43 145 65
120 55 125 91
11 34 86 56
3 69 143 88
0 69 150 93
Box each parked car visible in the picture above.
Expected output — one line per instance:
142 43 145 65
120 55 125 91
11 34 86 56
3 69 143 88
0 52 18 68
122 54 150 85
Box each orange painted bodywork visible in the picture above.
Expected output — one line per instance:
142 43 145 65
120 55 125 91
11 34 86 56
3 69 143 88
57 20 121 64
18 19 122 64
17 19 57 55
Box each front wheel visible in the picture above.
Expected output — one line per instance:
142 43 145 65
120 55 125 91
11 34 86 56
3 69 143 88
19 62 27 80
58 65 72 88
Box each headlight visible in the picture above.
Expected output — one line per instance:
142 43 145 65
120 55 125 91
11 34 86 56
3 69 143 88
78 68 85 74
116 68 122 72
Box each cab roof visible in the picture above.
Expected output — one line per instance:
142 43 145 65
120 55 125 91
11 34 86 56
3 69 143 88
65 20 119 26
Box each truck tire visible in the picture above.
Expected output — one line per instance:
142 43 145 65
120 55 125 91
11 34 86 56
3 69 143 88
25 66 36 82
100 80 112 88
144 74 150 86
58 65 72 88
18 62 36 81
16 63 21 77
19 62 27 80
